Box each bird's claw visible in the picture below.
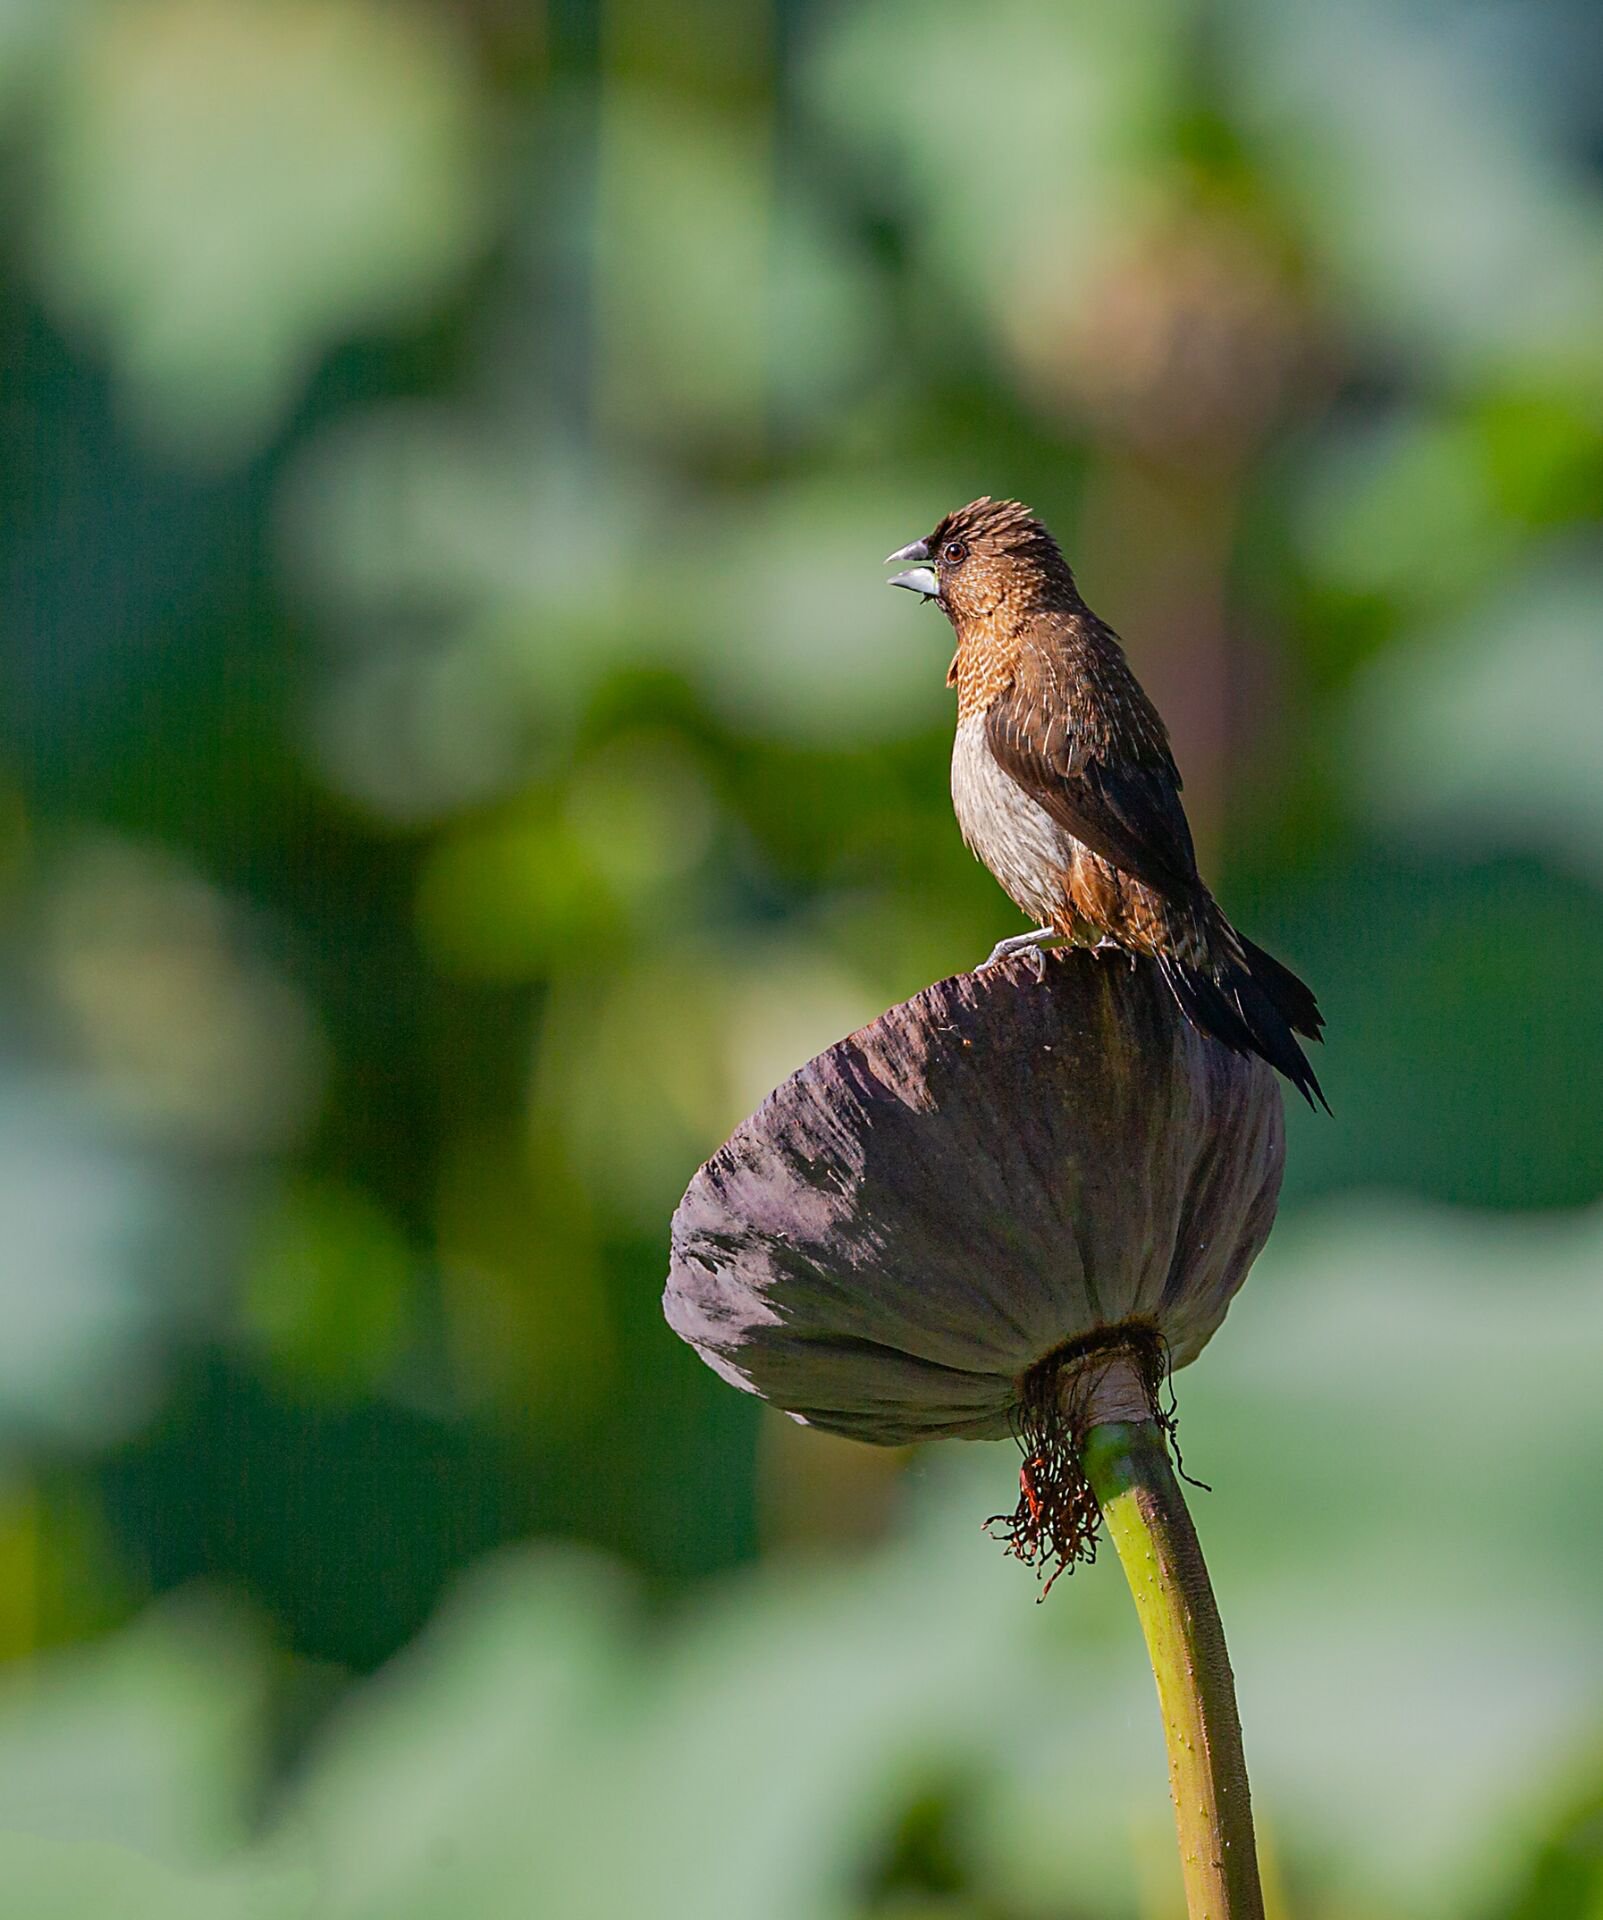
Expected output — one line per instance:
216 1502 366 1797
981 929 1058 981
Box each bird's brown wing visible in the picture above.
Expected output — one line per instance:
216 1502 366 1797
983 617 1202 900
985 615 1327 1108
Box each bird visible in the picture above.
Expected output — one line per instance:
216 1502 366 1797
886 495 1327 1109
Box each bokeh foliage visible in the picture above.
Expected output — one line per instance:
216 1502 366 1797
0 0 1601 1913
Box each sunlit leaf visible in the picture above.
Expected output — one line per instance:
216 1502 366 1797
31 0 488 459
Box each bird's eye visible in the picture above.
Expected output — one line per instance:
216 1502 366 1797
942 539 969 567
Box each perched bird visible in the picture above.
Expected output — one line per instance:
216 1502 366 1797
886 496 1326 1109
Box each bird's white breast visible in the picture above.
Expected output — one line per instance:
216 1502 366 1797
950 714 1075 927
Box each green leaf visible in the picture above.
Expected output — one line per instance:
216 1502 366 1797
31 0 488 461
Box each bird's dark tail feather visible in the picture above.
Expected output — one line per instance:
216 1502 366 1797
1157 947 1329 1114
1236 934 1324 1041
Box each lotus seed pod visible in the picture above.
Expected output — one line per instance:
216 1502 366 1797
665 950 1284 1449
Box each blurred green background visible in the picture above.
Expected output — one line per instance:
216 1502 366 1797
0 0 1601 1914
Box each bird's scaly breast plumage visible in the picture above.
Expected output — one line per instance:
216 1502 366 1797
950 714 1079 928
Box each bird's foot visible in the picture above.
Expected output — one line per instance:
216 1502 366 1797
981 928 1060 982
1089 935 1135 967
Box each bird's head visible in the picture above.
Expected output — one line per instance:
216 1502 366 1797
885 497 1077 629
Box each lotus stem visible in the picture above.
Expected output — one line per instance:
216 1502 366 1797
1080 1411 1265 1920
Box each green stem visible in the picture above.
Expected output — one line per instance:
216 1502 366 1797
1080 1420 1265 1920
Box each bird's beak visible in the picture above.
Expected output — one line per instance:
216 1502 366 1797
885 538 938 599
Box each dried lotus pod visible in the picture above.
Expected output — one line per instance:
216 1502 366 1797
665 946 1282 1462
666 946 1286 1916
